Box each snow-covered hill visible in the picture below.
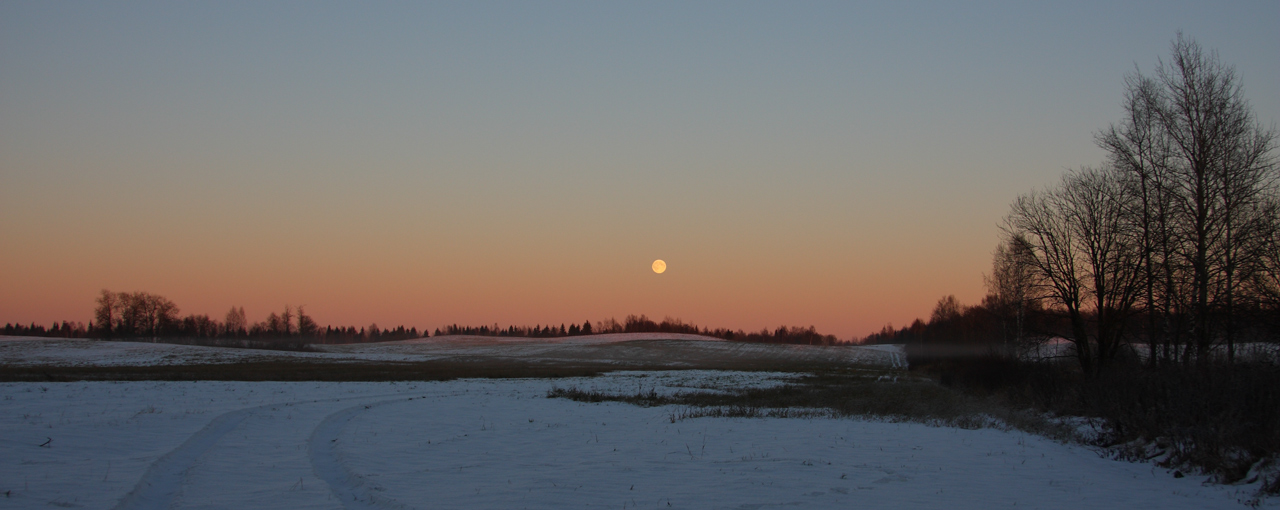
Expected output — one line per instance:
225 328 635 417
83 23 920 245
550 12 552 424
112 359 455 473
0 335 906 369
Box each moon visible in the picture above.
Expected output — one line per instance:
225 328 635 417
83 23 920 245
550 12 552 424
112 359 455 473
652 259 666 274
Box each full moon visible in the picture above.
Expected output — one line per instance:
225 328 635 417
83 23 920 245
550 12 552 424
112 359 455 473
652 260 666 274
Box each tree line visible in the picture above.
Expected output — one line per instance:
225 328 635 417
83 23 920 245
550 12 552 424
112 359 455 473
2 321 90 338
435 314 846 346
435 321 597 338
6 291 847 347
88 289 424 343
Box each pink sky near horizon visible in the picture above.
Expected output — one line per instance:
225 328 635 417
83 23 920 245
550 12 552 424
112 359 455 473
0 198 993 339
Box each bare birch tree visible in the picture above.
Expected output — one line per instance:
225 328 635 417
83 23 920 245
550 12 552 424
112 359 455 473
985 240 1036 351
224 306 247 336
1098 33 1278 365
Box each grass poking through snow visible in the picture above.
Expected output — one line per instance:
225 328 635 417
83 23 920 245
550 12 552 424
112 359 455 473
547 368 1078 440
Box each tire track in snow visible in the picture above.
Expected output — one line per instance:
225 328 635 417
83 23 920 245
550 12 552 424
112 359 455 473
874 346 906 369
309 398 421 509
111 391 434 510
110 405 257 510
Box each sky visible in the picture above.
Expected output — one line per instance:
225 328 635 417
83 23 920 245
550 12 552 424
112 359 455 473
2 1 1278 339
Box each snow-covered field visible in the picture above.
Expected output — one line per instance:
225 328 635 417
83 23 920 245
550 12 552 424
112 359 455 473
0 371 1266 509
0 335 906 369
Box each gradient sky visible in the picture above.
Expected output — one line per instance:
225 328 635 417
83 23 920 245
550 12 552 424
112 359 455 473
3 2 1278 339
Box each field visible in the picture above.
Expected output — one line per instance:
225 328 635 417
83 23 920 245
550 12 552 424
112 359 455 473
0 335 1270 509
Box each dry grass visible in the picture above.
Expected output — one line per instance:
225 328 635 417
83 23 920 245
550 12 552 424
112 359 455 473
547 368 1077 440
910 354 1280 496
0 357 861 382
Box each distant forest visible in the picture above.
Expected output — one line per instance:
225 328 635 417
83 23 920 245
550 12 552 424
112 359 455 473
2 289 424 347
3 292 846 347
436 314 845 346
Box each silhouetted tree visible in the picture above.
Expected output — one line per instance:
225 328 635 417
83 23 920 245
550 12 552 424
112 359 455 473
281 306 295 336
94 289 120 337
224 306 247 336
985 240 1037 349
1090 34 1278 366
297 306 318 337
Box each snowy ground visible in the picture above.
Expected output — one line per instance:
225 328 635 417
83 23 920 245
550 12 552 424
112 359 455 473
1 371 1268 509
0 337 1270 508
0 335 906 369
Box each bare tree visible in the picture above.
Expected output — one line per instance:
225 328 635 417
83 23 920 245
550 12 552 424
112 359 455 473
95 291 179 338
1250 200 1280 314
985 240 1036 350
1097 33 1278 365
281 306 294 336
224 306 247 336
930 295 963 325
1215 115 1276 363
1099 71 1178 365
117 292 143 335
1161 34 1277 364
296 306 318 337
1004 186 1094 371
94 289 120 338
264 312 282 335
1060 166 1146 366
136 293 179 337
1002 166 1147 372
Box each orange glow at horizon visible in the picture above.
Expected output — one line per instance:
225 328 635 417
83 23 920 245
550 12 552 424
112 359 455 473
0 208 992 339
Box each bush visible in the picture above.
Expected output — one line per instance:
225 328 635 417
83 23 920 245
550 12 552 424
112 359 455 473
914 355 1280 491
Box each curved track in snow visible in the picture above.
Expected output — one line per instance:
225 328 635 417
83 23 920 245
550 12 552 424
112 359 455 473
110 391 430 510
109 405 259 510
308 399 418 509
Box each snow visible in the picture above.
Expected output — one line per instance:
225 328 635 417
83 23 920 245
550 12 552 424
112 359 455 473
0 335 906 368
1023 338 1280 363
0 336 301 366
1 371 1268 509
